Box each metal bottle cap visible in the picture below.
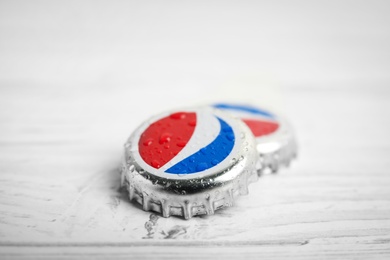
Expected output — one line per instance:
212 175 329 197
213 103 297 174
121 107 258 219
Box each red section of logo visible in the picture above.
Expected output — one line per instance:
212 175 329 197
242 119 279 137
138 112 196 169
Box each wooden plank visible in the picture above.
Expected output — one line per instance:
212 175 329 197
0 85 389 259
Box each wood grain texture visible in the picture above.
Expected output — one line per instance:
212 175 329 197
1 0 390 259
0 85 389 259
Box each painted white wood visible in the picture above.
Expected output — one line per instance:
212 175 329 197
1 85 389 259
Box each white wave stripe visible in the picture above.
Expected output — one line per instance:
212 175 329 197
223 110 277 122
158 110 220 172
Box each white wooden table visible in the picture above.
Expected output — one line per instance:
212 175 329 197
1 1 390 259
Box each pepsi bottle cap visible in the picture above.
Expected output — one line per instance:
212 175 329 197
121 107 258 219
213 103 297 174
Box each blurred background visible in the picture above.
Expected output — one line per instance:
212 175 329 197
2 0 389 100
1 0 389 144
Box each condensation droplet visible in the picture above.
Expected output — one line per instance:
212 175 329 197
170 112 187 120
188 120 196 126
176 141 187 147
196 162 208 171
143 138 153 146
159 132 172 144
226 133 235 141
151 160 161 168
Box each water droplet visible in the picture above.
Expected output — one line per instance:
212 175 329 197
143 138 153 146
188 120 196 126
170 112 186 119
226 133 235 141
211 159 219 165
152 160 161 168
205 194 210 200
176 141 187 147
196 162 208 171
129 165 135 172
159 132 172 144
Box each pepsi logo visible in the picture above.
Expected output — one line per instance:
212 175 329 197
213 103 279 138
132 108 241 177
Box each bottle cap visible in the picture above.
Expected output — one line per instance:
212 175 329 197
121 107 258 219
213 103 297 174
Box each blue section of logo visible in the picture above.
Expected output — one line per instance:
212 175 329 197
165 117 235 174
214 103 274 119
